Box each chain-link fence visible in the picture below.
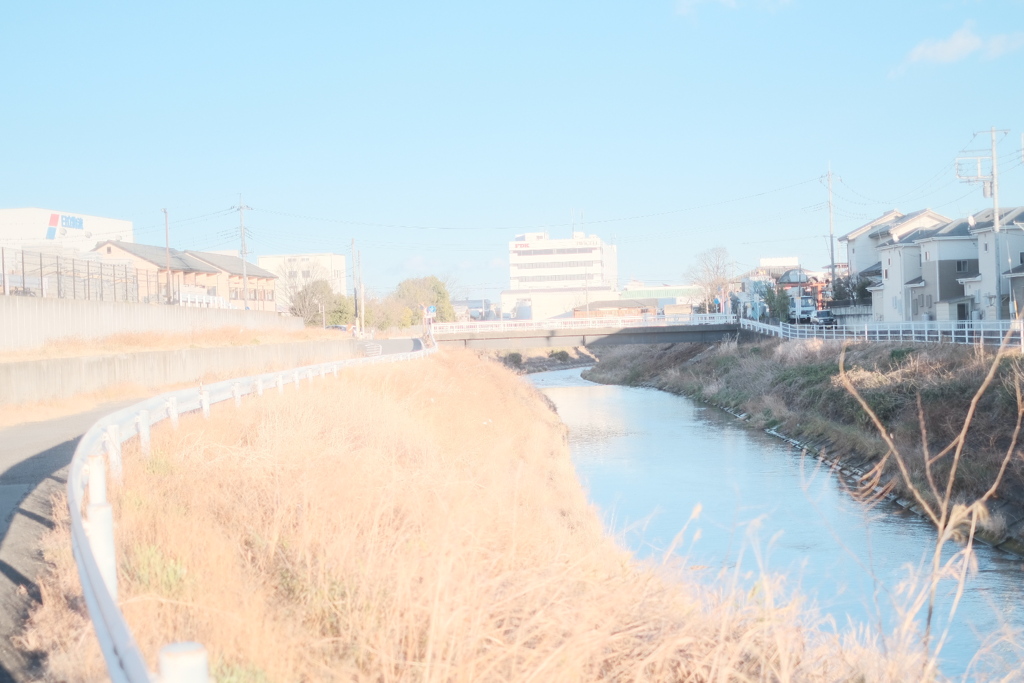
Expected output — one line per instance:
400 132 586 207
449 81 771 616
0 247 173 303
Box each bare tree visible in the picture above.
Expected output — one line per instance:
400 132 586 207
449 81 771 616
685 247 735 314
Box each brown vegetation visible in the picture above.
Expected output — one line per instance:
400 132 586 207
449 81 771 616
21 350 937 681
0 326 349 364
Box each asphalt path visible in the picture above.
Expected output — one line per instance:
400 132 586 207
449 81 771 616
0 338 422 680
0 400 139 681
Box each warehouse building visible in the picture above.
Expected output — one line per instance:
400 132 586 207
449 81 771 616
0 207 133 254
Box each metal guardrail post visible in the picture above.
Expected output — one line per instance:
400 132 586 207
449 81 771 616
167 397 179 430
276 374 284 394
293 370 301 389
332 364 338 378
105 426 122 481
88 453 107 505
136 410 151 456
86 502 118 600
232 383 242 408
200 390 210 419
256 377 264 396
158 641 209 682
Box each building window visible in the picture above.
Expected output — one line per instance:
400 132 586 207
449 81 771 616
1019 252 1024 265
985 242 989 252
302 270 311 278
924 251 929 261
883 268 889 279
106 246 112 254
956 260 968 272
230 288 240 300
267 290 274 301
288 271 297 278
207 287 217 297
927 294 933 307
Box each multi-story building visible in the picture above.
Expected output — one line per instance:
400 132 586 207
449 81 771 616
500 231 618 319
0 207 133 253
257 253 348 313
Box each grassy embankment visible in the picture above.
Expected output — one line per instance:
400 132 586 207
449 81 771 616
21 349 935 681
584 340 1024 518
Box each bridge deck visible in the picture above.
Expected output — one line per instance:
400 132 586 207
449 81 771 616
434 323 739 349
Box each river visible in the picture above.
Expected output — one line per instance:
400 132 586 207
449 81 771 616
530 367 1024 680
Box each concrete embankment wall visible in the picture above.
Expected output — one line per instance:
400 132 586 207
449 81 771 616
0 339 359 405
0 296 302 350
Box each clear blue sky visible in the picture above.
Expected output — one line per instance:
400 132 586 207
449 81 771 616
2 1 1022 298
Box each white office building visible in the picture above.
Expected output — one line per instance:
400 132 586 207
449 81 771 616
500 231 618 319
257 252 348 312
0 207 133 254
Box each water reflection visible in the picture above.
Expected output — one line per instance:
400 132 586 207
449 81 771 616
530 367 1024 679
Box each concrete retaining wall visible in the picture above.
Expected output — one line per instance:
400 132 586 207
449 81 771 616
0 339 359 405
0 296 302 350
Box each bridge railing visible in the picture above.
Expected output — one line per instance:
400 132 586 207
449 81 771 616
740 318 1024 347
67 341 437 683
432 313 736 334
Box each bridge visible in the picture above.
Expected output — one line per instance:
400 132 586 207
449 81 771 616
431 314 739 349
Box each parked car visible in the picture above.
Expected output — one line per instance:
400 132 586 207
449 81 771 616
810 310 837 327
326 325 348 331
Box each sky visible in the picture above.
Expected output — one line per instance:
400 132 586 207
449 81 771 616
2 1 1023 299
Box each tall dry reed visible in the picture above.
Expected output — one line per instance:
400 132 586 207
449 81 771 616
24 350 937 681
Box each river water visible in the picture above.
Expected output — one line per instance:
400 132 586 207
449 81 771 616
529 367 1024 680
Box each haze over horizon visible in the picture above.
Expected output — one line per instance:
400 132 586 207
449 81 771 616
2 1 1023 298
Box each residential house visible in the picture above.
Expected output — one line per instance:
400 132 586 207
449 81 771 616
839 208 950 282
94 241 278 311
967 207 1024 320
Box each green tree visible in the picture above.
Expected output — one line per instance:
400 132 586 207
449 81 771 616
761 282 791 321
393 276 456 322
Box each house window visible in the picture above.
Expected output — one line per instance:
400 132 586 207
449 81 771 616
1019 252 1024 265
927 294 933 307
267 290 274 301
924 251 929 261
956 260 968 272
985 242 989 252
892 296 898 308
106 246 112 254
302 270 311 278
288 271 297 278
207 287 217 297
887 258 891 265
884 268 889 279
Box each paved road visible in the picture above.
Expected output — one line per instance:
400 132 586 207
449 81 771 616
0 401 137 682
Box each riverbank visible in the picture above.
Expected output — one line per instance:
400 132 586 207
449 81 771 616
583 340 1024 554
22 349 934 681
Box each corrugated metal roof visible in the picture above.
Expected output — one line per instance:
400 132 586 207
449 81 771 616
186 251 276 278
97 241 220 273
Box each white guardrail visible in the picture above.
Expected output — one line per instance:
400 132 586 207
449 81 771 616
740 318 1024 347
68 340 437 682
431 313 736 334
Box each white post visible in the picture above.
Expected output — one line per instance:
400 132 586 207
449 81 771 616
276 375 284 394
293 371 300 389
86 502 118 600
88 453 107 505
200 390 210 419
159 641 209 683
332 364 338 378
167 397 179 430
105 425 122 481
232 383 242 408
256 377 264 396
136 410 151 456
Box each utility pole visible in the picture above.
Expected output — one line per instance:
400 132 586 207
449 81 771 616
826 164 836 291
358 250 366 335
957 127 1009 318
351 238 358 333
162 208 171 304
233 195 252 309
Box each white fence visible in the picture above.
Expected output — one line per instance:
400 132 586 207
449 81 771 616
740 318 1024 347
432 313 735 335
68 340 435 682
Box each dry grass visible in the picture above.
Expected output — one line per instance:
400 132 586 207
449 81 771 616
23 350 939 681
0 326 351 364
